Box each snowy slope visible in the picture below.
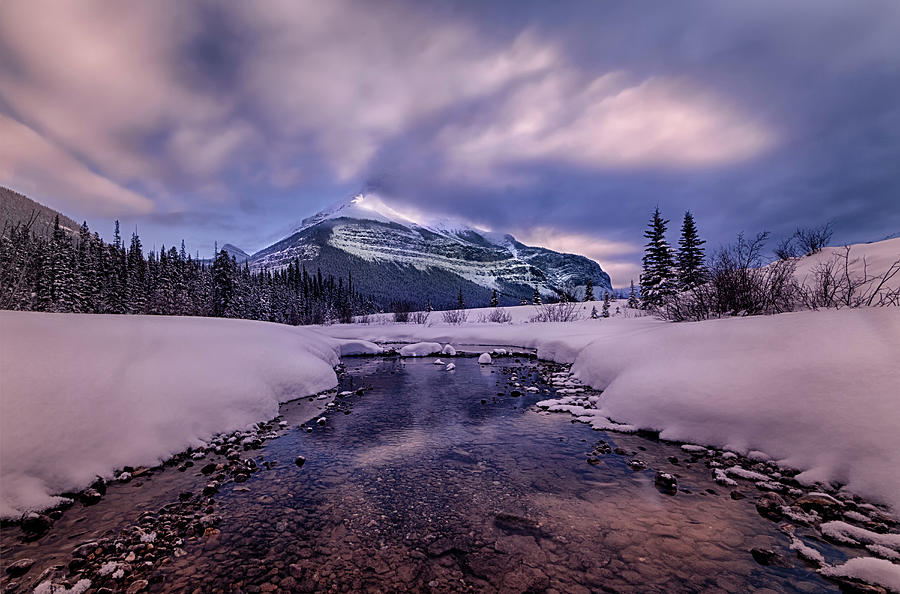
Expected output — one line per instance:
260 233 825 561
249 193 612 307
0 312 380 519
793 237 900 294
321 308 900 513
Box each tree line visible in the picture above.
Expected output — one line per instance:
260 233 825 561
0 214 374 325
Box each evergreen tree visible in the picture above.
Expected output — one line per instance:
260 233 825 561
640 207 676 308
677 211 707 290
532 286 542 305
627 279 639 309
601 292 611 318
590 305 598 319
584 279 594 302
212 249 235 317
490 288 499 307
457 288 465 310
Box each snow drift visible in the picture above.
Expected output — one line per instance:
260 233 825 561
0 312 378 519
323 308 900 512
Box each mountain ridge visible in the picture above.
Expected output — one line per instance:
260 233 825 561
245 193 613 308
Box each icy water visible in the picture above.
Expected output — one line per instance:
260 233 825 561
151 356 839 593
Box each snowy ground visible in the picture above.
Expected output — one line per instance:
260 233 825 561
322 307 900 515
0 312 381 519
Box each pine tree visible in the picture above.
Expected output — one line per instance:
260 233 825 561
212 249 234 317
627 279 639 309
640 207 676 308
590 305 598 319
490 288 499 307
601 292 611 318
457 288 465 310
584 279 594 302
532 286 542 305
677 211 707 290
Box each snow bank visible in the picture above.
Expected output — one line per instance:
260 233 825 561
0 312 361 519
323 308 900 512
570 309 900 512
398 342 443 357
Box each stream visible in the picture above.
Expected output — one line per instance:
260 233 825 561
3 353 883 593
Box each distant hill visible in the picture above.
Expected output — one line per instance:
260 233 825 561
0 186 81 238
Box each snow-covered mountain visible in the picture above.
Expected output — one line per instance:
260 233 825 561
248 193 612 308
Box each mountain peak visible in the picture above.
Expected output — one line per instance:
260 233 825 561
293 192 423 235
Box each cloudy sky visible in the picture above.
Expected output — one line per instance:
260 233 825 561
1 0 898 285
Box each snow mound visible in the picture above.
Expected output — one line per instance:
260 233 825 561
442 344 457 356
0 312 353 519
478 353 493 364
820 557 900 592
337 339 383 356
398 342 443 357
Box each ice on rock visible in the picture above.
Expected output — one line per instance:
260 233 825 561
478 353 493 364
445 363 456 371
820 521 900 551
433 359 445 365
441 344 457 356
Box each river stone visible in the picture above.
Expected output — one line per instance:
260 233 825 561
755 492 786 520
21 512 52 538
126 579 148 594
627 459 647 471
295 456 306 467
5 558 36 577
655 471 678 495
91 476 108 495
79 488 103 506
795 493 842 514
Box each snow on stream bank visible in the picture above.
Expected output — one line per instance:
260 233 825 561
322 308 900 513
0 311 381 519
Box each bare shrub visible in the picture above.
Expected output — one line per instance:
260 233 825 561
661 231 799 321
409 310 431 324
488 307 512 323
442 309 468 324
794 221 834 256
392 300 414 323
774 236 798 260
530 301 581 323
799 246 900 309
354 313 372 324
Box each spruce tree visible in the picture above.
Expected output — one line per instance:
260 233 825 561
640 207 676 308
490 288 499 307
584 279 594 302
590 305 598 319
601 292 611 318
627 279 639 309
677 211 707 290
532 286 542 305
457 288 465 310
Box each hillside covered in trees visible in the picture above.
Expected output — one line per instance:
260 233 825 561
1 208 374 325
